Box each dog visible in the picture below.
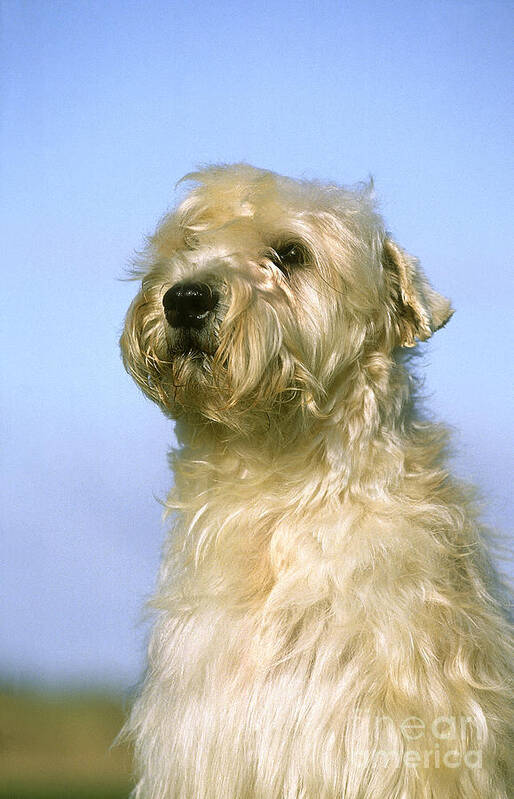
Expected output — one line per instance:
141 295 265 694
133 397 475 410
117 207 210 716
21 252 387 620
120 164 512 798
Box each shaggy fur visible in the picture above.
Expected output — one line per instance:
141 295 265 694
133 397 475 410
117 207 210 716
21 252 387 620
120 164 512 799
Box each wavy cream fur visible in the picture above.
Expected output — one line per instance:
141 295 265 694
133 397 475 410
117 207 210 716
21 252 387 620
120 164 512 798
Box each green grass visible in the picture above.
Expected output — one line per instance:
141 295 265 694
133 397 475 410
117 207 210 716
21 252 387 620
0 685 134 799
0 782 130 799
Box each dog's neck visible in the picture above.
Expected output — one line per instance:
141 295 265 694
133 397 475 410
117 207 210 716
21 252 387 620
171 354 427 504
164 355 447 605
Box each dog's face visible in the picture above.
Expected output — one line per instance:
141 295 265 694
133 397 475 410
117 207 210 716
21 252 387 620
121 164 452 431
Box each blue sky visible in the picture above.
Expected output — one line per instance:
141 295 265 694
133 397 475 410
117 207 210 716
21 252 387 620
2 0 513 687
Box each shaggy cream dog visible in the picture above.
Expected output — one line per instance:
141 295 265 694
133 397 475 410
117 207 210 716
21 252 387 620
121 164 512 799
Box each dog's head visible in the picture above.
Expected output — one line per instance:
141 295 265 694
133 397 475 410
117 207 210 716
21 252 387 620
121 164 452 432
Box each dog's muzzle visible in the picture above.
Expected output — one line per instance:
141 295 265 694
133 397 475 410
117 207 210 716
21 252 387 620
163 281 219 329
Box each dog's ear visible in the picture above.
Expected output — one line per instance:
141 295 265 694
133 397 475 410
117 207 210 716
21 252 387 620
383 237 454 347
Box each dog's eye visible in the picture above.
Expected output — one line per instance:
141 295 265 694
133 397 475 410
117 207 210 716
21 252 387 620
183 231 200 249
270 242 309 274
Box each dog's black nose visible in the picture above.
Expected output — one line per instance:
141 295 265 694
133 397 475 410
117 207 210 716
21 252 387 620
162 282 219 329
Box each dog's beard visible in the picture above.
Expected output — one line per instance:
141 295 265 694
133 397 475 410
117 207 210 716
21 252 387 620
163 347 317 439
166 323 218 357
163 325 291 426
163 323 218 406
166 352 209 401
155 290 322 429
